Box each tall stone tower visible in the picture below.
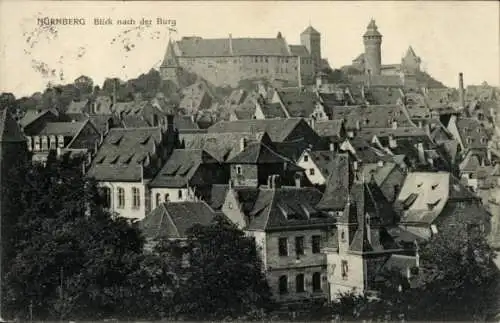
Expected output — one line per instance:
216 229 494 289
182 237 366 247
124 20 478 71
363 19 382 76
159 39 181 85
300 25 321 73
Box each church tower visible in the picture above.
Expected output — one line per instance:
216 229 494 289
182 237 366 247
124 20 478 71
300 25 321 73
159 39 181 85
363 19 382 76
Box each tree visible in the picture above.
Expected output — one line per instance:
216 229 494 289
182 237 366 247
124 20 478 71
165 215 274 320
2 153 146 321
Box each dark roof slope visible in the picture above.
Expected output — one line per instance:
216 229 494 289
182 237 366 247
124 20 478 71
316 154 351 210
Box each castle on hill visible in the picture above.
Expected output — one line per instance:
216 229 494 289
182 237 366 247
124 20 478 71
342 19 438 89
159 25 325 88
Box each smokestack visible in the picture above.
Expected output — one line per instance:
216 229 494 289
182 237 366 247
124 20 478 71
229 33 233 55
459 73 465 109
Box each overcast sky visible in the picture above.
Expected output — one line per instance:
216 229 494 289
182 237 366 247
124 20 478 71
0 1 499 97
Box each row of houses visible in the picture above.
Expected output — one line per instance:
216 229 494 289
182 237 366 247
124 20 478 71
14 71 499 303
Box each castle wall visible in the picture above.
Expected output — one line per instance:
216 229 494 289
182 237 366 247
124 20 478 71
178 55 307 87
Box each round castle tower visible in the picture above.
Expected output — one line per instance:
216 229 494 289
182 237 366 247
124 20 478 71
363 19 382 76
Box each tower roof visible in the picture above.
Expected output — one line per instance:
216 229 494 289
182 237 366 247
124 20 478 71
0 108 26 142
160 39 179 67
363 19 382 37
301 25 320 36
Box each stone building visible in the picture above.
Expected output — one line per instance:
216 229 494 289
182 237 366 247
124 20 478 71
160 25 323 88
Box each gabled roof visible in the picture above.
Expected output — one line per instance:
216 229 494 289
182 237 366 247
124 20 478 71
20 109 58 129
179 131 269 162
37 121 86 137
289 45 310 57
122 115 150 128
88 127 162 181
160 40 179 67
314 120 345 140
0 109 26 142
365 88 403 105
66 99 89 114
207 118 305 142
362 162 398 188
456 117 490 150
404 46 420 60
175 37 292 57
236 186 330 231
149 149 219 188
173 115 199 130
259 102 287 119
316 153 351 210
277 90 318 118
227 142 298 167
140 201 216 239
328 105 413 130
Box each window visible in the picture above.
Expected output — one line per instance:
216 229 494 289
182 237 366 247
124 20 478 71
49 135 56 149
312 235 321 253
117 187 125 209
236 166 242 175
41 136 48 150
341 260 348 280
26 137 32 151
304 155 309 162
312 272 322 292
296 274 305 293
178 189 183 199
132 187 140 209
340 231 346 241
278 237 288 256
57 135 65 148
295 236 305 256
309 168 315 175
101 187 111 208
279 275 288 294
164 193 170 203
155 193 161 207
33 136 40 151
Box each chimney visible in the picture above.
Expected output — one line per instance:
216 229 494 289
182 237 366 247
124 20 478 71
294 173 301 188
417 142 425 164
459 72 465 109
190 114 195 123
389 135 397 149
273 174 281 189
355 120 360 130
229 33 233 55
267 175 273 189
415 241 420 268
353 161 358 171
112 80 117 107
377 160 384 167
329 142 335 152
309 118 316 130
361 84 366 100
240 137 247 152
392 121 398 129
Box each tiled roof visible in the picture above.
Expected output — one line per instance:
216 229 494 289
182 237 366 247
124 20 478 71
173 115 199 130
239 186 330 231
89 127 162 181
179 131 268 162
88 114 115 135
424 88 459 110
175 37 292 57
140 201 216 239
365 88 403 105
314 120 344 140
456 118 490 149
362 162 398 187
289 45 310 57
122 115 150 128
232 109 255 120
227 142 298 166
207 118 304 142
358 127 428 141
113 101 148 115
277 90 318 118
37 121 86 137
66 99 89 114
0 109 26 142
328 105 413 130
87 165 143 182
344 137 389 163
364 19 382 37
20 110 56 129
396 172 450 224
307 150 340 177
316 153 350 210
208 184 230 210
259 102 287 119
149 149 219 188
